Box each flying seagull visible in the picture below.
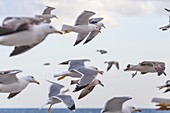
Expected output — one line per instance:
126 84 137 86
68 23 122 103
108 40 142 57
83 17 105 44
35 6 58 23
157 80 170 93
54 59 91 80
104 61 119 71
41 80 75 113
61 10 101 46
0 17 63 56
124 61 166 78
96 49 107 54
0 69 39 99
101 96 141 113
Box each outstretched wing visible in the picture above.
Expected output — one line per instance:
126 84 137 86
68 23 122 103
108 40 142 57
42 6 55 14
75 10 95 26
101 96 132 113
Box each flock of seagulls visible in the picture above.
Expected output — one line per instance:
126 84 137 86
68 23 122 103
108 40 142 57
0 4 170 113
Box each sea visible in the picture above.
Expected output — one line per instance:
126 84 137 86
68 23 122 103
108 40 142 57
0 108 169 113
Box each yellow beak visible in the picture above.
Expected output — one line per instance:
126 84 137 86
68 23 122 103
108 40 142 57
33 80 40 85
98 70 104 75
97 30 101 33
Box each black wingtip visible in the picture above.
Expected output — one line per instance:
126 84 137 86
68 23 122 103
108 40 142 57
83 39 91 45
69 104 76 111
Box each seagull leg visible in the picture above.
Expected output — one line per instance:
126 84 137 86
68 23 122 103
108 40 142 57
48 104 52 113
57 75 66 80
64 30 72 34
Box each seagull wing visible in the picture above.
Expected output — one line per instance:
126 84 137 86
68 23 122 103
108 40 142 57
83 31 99 45
42 6 55 14
0 69 22 84
89 18 104 24
10 44 37 57
55 95 76 111
47 80 64 97
75 10 95 26
165 8 170 12
152 97 170 104
7 91 21 99
107 63 113 71
73 68 97 92
78 83 96 99
74 33 89 46
101 97 132 113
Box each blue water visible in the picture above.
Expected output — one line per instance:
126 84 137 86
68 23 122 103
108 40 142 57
0 108 169 113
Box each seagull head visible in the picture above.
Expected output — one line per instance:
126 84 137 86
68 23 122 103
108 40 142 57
24 76 40 84
127 106 141 112
40 24 63 34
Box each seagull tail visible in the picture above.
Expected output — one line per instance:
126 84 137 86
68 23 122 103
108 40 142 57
61 24 73 33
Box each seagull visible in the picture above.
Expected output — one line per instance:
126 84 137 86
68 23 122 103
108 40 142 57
104 61 119 71
0 17 63 56
61 10 101 46
41 80 75 113
124 61 166 78
54 59 91 80
0 69 40 99
83 17 105 44
96 49 107 54
159 8 170 31
157 80 170 93
73 66 103 92
78 79 104 99
101 96 141 113
152 97 170 110
35 6 58 23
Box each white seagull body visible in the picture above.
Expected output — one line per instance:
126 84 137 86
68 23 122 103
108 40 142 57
0 69 39 99
0 17 63 56
61 10 101 46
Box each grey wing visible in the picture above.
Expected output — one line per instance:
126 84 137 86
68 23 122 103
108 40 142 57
75 10 95 26
78 85 95 99
56 95 76 111
74 33 89 46
47 80 64 97
68 59 90 70
78 73 96 87
7 91 21 99
83 31 99 45
140 61 153 67
10 44 37 57
42 6 55 14
152 97 170 104
89 18 104 24
101 97 132 113
0 69 22 84
107 63 113 71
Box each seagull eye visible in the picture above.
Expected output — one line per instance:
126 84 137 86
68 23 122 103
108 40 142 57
49 26 53 29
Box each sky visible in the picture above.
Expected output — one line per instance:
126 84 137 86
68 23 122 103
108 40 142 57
0 0 170 109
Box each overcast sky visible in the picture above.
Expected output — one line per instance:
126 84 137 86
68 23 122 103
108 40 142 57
0 0 170 109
